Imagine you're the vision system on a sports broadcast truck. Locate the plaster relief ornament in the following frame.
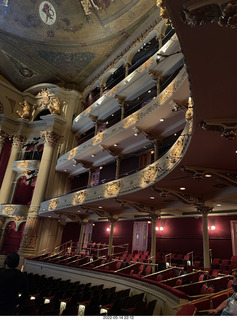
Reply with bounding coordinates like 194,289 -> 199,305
16,100 -> 31,120
39,1 -> 56,25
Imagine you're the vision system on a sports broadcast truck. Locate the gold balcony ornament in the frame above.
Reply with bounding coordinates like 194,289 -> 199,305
141,165 -> 158,184
72,191 -> 87,205
158,83 -> 175,105
93,132 -> 104,145
169,136 -> 184,163
3,205 -> 16,214
104,181 -> 121,197
139,60 -> 152,72
156,0 -> 172,26
124,114 -> 138,128
48,199 -> 58,211
84,107 -> 91,115
16,100 -> 31,120
17,161 -> 29,168
185,97 -> 193,122
68,148 -> 77,160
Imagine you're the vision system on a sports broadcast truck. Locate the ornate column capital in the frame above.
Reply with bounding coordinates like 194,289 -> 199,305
0,130 -> 8,143
40,130 -> 62,146
196,205 -> 213,216
115,95 -> 127,105
12,134 -> 26,148
148,69 -> 162,82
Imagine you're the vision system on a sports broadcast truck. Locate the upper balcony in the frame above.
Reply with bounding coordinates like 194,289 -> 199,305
71,33 -> 183,136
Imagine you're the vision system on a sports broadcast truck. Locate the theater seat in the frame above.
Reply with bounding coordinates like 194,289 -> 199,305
176,304 -> 197,315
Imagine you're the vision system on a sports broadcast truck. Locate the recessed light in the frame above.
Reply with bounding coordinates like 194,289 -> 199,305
160,118 -> 165,122
100,166 -> 103,170
180,187 -> 186,190
148,90 -> 151,93
205,174 -> 212,178
77,210 -> 81,212
151,150 -> 155,154
64,169 -> 68,172
134,133 -> 138,136
216,204 -> 221,207
113,144 -> 118,147
235,150 -> 237,153
91,154 -> 95,157
150,196 -> 155,199
99,206 -> 102,209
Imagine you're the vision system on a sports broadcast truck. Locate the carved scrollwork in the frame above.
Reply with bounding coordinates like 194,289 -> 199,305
123,114 -> 138,128
67,148 -> 77,160
2,205 -> 16,214
20,216 -> 40,249
93,132 -> 104,145
181,1 -> 237,29
169,136 -> 184,163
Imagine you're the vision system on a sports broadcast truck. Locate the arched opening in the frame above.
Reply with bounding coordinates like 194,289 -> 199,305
12,176 -> 35,205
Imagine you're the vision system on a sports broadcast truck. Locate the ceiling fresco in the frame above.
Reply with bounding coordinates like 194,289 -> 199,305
0,0 -> 158,91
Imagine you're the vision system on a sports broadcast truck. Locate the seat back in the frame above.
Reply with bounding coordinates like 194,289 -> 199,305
176,304 -> 197,315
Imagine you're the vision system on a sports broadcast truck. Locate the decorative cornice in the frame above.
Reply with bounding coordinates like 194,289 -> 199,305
181,1 -> 237,28
200,118 -> 237,140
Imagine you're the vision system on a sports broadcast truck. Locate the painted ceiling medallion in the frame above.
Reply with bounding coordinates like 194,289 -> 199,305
39,1 -> 56,26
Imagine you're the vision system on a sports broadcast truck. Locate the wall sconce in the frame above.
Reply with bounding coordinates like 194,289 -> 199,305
106,227 -> 110,232
208,219 -> 215,231
156,220 -> 165,231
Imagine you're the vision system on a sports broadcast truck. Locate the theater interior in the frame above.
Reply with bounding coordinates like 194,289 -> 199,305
0,0 -> 237,316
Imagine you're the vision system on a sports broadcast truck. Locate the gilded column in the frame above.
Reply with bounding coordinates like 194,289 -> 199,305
198,205 -> 212,269
0,135 -> 25,204
19,130 -> 62,257
78,219 -> 87,254
108,217 -> 117,256
124,62 -> 131,77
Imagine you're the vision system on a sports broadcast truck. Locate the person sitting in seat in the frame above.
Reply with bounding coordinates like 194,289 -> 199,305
208,274 -> 237,315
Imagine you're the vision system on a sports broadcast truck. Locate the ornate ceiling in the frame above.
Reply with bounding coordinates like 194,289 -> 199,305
0,0 -> 157,91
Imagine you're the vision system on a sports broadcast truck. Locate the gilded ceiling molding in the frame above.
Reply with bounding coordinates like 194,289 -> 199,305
181,0 -> 237,28
72,191 -> 87,205
181,165 -> 237,187
104,181 -> 121,197
200,118 -> 237,140
152,186 -> 204,206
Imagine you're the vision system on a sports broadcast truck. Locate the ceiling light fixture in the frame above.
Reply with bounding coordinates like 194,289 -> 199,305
150,196 -> 155,199
160,118 -> 165,122
180,187 -> 186,190
91,154 -> 95,157
113,143 -> 118,147
205,174 -> 212,178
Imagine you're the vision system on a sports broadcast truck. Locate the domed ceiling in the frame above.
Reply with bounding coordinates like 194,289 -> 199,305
0,0 -> 158,91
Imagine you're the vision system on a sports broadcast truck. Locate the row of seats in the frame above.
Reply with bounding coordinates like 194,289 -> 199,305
19,272 -> 156,316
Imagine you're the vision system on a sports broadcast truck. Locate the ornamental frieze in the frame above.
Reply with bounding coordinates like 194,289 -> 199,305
72,191 -> 87,205
48,199 -> 58,211
169,136 -> 184,163
17,161 -> 29,168
158,82 -> 176,105
104,181 -> 121,197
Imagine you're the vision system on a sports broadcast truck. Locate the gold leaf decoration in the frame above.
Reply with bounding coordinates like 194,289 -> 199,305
158,83 -> 175,105
142,165 -> 158,184
72,191 -> 87,205
123,114 -> 138,128
48,199 -> 58,211
93,132 -> 104,145
68,148 -> 77,160
104,181 -> 121,197
170,136 -> 184,163
3,205 -> 16,214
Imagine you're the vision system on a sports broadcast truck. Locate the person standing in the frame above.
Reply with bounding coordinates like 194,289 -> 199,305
0,252 -> 29,315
